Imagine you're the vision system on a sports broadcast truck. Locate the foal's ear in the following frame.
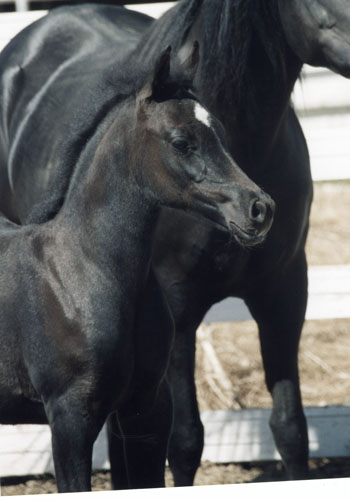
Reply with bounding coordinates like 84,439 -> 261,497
137,46 -> 172,107
181,40 -> 200,82
150,45 -> 172,98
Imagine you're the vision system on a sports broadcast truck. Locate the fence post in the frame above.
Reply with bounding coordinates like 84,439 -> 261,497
15,0 -> 29,11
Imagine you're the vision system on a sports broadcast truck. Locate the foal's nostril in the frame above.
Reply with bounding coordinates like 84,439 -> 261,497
250,199 -> 267,223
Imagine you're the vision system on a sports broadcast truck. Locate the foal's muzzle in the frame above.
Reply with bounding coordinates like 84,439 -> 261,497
229,191 -> 275,247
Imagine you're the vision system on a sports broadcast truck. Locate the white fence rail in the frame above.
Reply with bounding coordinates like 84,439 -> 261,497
2,406 -> 350,477
294,68 -> 350,181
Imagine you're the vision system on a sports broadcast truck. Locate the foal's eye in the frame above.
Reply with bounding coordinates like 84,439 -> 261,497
171,138 -> 190,152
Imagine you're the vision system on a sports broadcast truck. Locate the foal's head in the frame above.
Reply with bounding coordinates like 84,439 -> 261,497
106,45 -> 274,246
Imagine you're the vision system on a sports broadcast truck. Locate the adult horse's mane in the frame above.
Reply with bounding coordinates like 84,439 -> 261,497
199,0 -> 288,102
137,0 -> 291,123
132,0 -> 204,58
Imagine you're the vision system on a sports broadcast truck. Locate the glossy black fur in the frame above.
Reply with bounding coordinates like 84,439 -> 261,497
0,0 -> 349,489
0,23 -> 275,491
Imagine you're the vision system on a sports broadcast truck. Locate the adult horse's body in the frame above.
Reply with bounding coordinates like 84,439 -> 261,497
0,4 -> 150,222
0,0 -> 349,488
0,43 -> 274,492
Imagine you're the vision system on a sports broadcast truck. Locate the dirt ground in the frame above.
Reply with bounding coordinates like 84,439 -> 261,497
1,181 -> 349,495
306,182 -> 350,266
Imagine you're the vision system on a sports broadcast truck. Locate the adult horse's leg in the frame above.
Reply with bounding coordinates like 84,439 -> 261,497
108,380 -> 173,489
167,324 -> 204,486
45,396 -> 103,492
246,252 -> 309,479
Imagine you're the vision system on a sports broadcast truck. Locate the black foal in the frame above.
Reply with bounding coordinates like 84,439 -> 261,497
0,47 -> 274,492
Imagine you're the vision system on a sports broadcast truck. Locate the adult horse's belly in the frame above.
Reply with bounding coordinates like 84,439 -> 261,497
0,4 -> 152,222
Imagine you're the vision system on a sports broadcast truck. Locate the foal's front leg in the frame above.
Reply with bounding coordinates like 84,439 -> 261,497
45,394 -> 104,492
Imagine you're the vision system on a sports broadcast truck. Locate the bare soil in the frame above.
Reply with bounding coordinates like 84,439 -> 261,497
306,182 -> 350,266
196,318 -> 350,411
1,182 -> 349,495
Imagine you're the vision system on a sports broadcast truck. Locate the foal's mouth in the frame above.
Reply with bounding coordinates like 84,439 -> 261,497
229,221 -> 267,247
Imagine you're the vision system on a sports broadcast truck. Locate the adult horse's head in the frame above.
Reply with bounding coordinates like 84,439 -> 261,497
278,0 -> 350,77
133,45 -> 275,246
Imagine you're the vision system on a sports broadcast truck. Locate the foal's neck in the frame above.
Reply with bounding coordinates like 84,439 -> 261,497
57,110 -> 158,283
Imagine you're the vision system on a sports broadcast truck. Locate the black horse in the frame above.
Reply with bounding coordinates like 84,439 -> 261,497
0,44 -> 274,492
0,0 -> 349,488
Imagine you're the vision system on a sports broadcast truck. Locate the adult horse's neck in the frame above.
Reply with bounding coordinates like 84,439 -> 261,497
191,0 -> 303,170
